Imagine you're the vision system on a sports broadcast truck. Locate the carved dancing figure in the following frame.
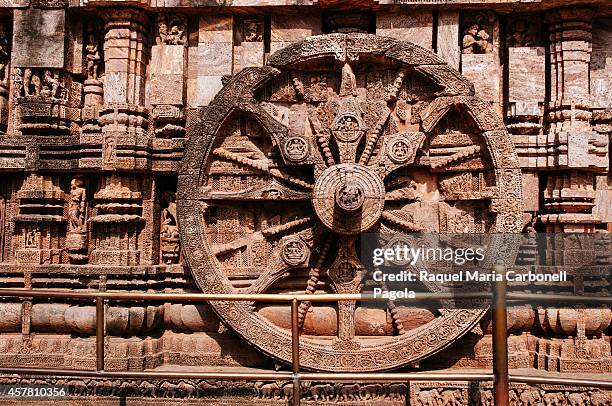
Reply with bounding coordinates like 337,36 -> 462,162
69,178 -> 87,233
85,24 -> 101,80
23,68 -> 32,96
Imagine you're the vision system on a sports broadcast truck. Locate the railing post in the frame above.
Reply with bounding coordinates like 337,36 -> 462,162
492,264 -> 509,406
96,296 -> 105,372
291,298 -> 300,406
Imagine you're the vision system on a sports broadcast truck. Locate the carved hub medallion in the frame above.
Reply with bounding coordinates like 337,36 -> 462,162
178,34 -> 522,372
313,164 -> 385,234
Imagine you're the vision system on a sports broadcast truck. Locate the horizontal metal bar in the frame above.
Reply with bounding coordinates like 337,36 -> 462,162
0,368 -> 293,381
509,374 -> 612,389
507,293 -> 612,304
0,288 -> 490,302
298,372 -> 494,382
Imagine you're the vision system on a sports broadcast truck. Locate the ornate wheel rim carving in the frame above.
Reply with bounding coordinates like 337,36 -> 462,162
178,34 -> 522,371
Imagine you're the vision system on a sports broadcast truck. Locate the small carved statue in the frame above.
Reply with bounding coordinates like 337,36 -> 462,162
41,70 -> 62,99
508,18 -> 538,47
0,22 -> 10,85
462,23 -> 493,54
156,16 -> 186,46
243,19 -> 263,42
12,68 -> 23,98
161,192 -> 179,239
23,68 -> 33,96
160,191 -> 180,264
25,228 -> 38,248
85,23 -> 101,80
68,177 -> 87,233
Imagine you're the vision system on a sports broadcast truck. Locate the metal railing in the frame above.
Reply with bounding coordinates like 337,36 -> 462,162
0,266 -> 611,406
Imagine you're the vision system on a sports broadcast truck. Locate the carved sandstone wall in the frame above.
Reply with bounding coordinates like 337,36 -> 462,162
0,0 -> 610,404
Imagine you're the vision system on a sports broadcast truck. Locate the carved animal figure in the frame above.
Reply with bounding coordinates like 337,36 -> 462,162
519,388 -> 543,405
338,383 -> 359,401
309,383 -> 335,401
358,383 -> 382,400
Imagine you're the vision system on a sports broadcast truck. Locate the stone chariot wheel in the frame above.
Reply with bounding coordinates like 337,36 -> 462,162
178,34 -> 522,371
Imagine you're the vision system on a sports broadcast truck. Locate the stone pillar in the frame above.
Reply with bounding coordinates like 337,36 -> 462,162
99,7 -> 150,161
545,8 -> 593,135
187,15 -> 232,107
542,8 -> 608,232
82,20 -> 104,134
505,14 -> 546,216
377,10 -> 433,50
150,14 -> 187,138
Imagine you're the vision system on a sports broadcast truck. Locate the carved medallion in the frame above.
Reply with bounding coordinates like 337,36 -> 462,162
178,33 -> 522,372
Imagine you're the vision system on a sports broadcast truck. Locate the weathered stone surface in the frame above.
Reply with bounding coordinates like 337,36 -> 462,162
12,9 -> 65,68
376,10 -> 433,49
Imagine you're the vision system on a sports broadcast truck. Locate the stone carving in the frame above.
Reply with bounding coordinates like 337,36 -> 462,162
242,19 -> 263,42
16,69 -> 65,99
85,22 -> 102,81
507,15 -> 540,47
161,191 -> 180,265
156,15 -> 187,46
178,33 -> 522,372
462,23 -> 493,54
0,4 -> 608,400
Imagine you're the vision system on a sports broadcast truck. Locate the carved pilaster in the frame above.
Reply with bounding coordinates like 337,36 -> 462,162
11,174 -> 66,265
89,174 -> 143,266
545,8 -> 593,134
99,8 -> 150,141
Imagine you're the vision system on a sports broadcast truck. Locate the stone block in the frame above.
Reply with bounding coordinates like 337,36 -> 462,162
150,74 -> 184,106
187,76 -> 223,107
199,15 -> 232,43
590,18 -> 612,108
104,72 -> 128,104
192,43 -> 233,76
436,10 -> 460,69
151,46 -> 186,75
521,171 -> 539,212
271,13 -> 321,43
234,41 -> 264,72
461,53 -> 499,103
508,47 -> 545,105
377,10 -> 433,49
13,9 -> 65,68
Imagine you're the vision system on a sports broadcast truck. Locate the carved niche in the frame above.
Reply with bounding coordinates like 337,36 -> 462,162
177,34 -> 522,372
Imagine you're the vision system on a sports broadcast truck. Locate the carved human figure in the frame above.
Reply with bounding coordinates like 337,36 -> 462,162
508,18 -> 537,47
12,68 -> 22,97
156,16 -> 186,45
23,69 -> 32,96
85,23 -> 101,80
462,23 -> 492,54
25,228 -> 38,248
161,192 -> 178,238
68,178 -> 87,233
157,18 -> 169,45
244,19 -> 262,42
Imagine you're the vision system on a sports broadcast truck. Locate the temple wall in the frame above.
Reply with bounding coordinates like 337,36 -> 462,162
0,0 -> 609,403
